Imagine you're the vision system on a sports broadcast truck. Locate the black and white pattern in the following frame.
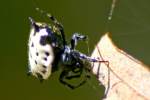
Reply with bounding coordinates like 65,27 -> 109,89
27,9 -> 108,89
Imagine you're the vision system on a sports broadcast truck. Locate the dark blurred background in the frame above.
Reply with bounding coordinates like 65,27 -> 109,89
0,0 -> 150,100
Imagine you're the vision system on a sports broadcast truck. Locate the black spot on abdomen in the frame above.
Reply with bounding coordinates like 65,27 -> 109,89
31,42 -> 34,47
35,60 -> 37,64
46,27 -> 52,35
41,70 -> 47,74
33,24 -> 40,35
45,52 -> 50,56
42,65 -> 47,68
39,35 -> 51,45
43,57 -> 47,61
36,52 -> 39,56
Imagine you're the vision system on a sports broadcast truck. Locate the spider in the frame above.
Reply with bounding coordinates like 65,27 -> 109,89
27,8 -> 108,89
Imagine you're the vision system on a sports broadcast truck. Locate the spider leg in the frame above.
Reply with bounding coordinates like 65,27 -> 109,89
74,48 -> 110,97
65,62 -> 83,80
47,14 -> 66,47
59,70 -> 76,89
35,8 -> 66,47
71,33 -> 87,50
59,69 -> 85,89
59,63 -> 90,89
46,13 -> 66,47
65,69 -> 82,80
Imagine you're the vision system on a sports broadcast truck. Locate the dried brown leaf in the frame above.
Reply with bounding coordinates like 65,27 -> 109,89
91,33 -> 150,100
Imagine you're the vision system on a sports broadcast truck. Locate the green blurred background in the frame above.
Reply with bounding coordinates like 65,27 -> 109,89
0,0 -> 150,100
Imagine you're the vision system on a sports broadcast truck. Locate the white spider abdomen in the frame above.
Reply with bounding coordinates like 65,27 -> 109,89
28,24 -> 54,80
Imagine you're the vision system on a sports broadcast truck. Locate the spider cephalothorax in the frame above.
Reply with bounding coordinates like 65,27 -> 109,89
27,9 -> 106,89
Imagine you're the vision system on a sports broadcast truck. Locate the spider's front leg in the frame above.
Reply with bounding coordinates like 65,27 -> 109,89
46,13 -> 66,47
35,8 -> 66,47
71,33 -> 87,50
